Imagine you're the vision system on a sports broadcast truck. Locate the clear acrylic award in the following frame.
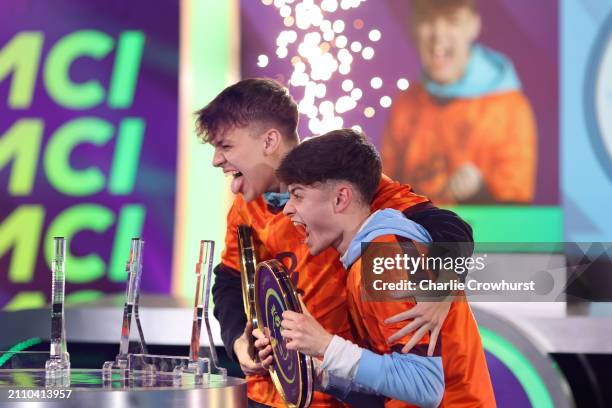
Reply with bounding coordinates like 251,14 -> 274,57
172,240 -> 227,384
45,237 -> 71,387
102,238 -> 147,380
199,240 -> 227,382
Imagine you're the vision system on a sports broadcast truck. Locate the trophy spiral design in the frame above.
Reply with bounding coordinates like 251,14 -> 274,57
254,260 -> 313,408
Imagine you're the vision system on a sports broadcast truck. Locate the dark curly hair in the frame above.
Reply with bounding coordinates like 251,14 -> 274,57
195,78 -> 299,144
277,129 -> 382,204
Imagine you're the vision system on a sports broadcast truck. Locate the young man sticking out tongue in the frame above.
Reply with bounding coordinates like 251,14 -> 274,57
196,78 -> 475,408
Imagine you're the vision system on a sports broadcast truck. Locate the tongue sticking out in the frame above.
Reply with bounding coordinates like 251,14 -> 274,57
231,174 -> 244,194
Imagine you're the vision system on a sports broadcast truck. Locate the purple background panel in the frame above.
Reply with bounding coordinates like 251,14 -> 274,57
485,350 -> 532,407
0,0 -> 179,306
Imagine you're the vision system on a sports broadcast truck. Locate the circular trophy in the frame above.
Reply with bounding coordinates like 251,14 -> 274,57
254,260 -> 313,408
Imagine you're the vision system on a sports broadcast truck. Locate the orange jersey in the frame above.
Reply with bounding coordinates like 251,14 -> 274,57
381,83 -> 537,204
221,175 -> 429,408
347,235 -> 496,408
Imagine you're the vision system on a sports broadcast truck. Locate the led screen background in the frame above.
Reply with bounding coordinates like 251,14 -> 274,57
0,0 -> 179,309
240,0 -> 561,242
2,0 -> 612,311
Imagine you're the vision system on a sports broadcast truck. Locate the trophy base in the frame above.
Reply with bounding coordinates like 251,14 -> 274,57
172,358 -> 210,385
102,358 -> 128,382
210,366 -> 228,383
173,363 -> 227,386
125,354 -> 226,385
45,354 -> 71,387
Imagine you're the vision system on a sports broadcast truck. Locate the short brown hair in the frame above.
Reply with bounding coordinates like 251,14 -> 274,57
277,129 -> 381,204
411,0 -> 477,21
195,78 -> 299,144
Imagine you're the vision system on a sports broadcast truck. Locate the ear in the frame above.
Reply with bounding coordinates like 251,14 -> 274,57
332,184 -> 352,213
262,128 -> 282,156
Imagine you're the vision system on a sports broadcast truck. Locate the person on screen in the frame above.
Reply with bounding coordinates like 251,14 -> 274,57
381,0 -> 537,204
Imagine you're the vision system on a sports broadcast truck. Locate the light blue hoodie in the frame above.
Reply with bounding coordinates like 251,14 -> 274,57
324,209 -> 443,407
263,191 -> 290,208
424,44 -> 521,99
341,208 -> 433,269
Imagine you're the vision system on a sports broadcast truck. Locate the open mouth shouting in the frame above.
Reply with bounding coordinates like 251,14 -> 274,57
292,220 -> 310,245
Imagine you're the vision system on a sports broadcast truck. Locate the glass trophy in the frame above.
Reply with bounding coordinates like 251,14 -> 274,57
127,352 -> 191,387
173,240 -> 227,384
198,241 -> 227,381
103,239 -> 228,385
45,237 -> 71,387
200,240 -> 227,381
102,238 -> 147,380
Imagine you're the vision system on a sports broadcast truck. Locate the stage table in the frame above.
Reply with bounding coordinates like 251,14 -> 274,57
0,368 -> 246,407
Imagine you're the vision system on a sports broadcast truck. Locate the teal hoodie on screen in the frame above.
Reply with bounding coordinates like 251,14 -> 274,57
424,44 -> 522,99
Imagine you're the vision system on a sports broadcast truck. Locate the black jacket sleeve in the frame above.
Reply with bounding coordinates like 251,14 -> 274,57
403,203 -> 474,256
404,203 -> 474,283
211,263 -> 246,362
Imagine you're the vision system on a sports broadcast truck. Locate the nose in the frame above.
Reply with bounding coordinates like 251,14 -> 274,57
212,147 -> 225,167
431,18 -> 447,39
283,198 -> 296,217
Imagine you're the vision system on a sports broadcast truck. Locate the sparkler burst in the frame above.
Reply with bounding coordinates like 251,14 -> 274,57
257,0 -> 409,135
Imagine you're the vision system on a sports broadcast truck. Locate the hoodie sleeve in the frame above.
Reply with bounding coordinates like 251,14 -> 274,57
405,205 -> 474,284
212,198 -> 247,361
211,263 -> 246,361
320,335 -> 445,408
355,350 -> 444,408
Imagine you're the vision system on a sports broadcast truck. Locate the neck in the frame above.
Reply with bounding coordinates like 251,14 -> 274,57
266,177 -> 281,193
267,141 -> 297,193
264,175 -> 289,194
334,206 -> 371,255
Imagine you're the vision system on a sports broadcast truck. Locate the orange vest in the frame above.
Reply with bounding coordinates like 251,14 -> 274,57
381,84 -> 536,204
221,175 -> 429,407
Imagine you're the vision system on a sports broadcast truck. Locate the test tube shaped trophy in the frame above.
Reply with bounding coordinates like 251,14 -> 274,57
175,240 -> 227,382
200,240 -> 227,381
45,237 -> 71,383
173,240 -> 213,379
102,238 -> 147,379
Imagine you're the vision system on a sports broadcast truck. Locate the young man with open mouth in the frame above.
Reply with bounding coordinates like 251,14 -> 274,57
256,129 -> 495,407
196,78 -> 474,408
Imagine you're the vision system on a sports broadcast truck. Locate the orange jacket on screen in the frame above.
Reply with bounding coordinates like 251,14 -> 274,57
381,83 -> 537,204
221,175 -> 429,408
